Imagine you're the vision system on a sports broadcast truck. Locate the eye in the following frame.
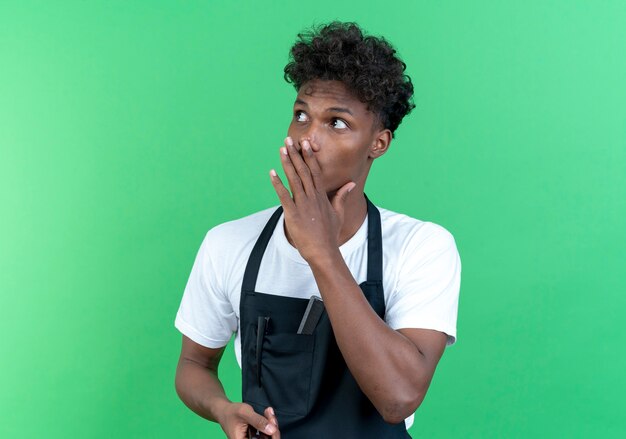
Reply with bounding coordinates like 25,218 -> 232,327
331,118 -> 348,129
294,110 -> 308,122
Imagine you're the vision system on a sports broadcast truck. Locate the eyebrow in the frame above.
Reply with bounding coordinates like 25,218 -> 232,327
295,99 -> 354,116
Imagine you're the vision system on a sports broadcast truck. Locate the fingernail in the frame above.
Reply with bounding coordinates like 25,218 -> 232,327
270,169 -> 277,177
281,147 -> 287,155
302,142 -> 311,152
269,407 -> 275,416
266,424 -> 276,434
348,183 -> 355,192
286,137 -> 293,146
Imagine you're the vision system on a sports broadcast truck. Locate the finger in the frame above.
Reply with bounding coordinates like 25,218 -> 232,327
331,181 -> 357,215
300,139 -> 323,191
264,407 -> 278,427
285,137 -> 316,196
240,404 -> 277,436
264,407 -> 281,439
269,169 -> 295,213
279,146 -> 305,199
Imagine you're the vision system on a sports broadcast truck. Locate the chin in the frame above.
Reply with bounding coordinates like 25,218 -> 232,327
319,172 -> 354,195
323,181 -> 348,196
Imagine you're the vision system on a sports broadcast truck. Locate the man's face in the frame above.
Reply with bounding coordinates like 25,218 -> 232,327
287,79 -> 389,194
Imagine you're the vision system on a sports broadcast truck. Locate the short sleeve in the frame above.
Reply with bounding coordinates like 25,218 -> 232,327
174,230 -> 237,348
385,223 -> 461,346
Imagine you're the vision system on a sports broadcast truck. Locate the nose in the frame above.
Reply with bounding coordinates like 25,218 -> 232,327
297,129 -> 319,152
297,137 -> 310,151
289,120 -> 321,152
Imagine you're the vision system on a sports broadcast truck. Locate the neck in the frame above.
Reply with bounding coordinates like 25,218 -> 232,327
337,189 -> 368,246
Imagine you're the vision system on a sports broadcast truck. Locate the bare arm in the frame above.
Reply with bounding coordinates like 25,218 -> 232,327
270,137 -> 449,423
175,335 -> 279,438
309,253 -> 447,423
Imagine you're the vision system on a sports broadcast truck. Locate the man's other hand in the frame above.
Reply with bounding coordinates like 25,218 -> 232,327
218,403 -> 280,439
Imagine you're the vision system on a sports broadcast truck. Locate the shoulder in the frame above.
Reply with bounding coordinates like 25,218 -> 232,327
377,206 -> 458,257
205,206 -> 279,241
200,206 -> 281,259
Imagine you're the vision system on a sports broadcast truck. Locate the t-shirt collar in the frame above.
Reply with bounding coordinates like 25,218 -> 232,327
273,211 -> 369,264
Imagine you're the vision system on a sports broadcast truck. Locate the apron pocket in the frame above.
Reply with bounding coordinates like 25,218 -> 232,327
244,329 -> 315,417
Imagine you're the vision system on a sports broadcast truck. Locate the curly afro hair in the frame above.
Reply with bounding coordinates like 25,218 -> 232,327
284,21 -> 415,138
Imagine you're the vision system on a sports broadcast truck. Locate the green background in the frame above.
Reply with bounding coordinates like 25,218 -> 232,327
1,1 -> 625,437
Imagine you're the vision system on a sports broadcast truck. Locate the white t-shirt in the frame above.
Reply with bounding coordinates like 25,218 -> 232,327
175,204 -> 461,429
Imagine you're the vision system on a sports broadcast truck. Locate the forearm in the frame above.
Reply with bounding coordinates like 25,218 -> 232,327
175,358 -> 231,424
309,250 -> 431,422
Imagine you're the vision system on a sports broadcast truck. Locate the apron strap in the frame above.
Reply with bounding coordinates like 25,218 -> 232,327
241,206 -> 283,292
241,195 -> 383,290
365,194 -> 383,283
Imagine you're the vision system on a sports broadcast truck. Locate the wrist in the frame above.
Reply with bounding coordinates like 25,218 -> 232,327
306,247 -> 344,271
211,397 -> 233,426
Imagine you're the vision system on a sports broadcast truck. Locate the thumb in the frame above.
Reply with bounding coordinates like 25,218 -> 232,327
240,404 -> 277,436
331,181 -> 356,213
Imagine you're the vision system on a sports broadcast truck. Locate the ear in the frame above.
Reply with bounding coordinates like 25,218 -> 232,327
368,129 -> 392,159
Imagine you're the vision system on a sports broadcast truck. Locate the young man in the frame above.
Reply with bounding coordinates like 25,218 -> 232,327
174,22 -> 461,438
